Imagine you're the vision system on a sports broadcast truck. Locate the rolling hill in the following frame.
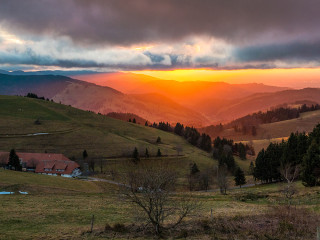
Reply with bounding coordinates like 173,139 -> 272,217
0,95 -> 213,171
202,109 -> 320,156
204,88 -> 320,122
74,72 -> 289,121
0,73 -> 209,126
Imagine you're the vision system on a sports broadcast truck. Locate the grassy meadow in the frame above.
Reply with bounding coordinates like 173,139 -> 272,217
0,95 -> 215,175
1,95 -> 319,239
0,169 -> 319,239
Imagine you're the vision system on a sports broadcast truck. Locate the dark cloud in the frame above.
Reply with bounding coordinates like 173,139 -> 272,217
0,0 -> 320,46
234,40 -> 320,62
0,48 -> 179,70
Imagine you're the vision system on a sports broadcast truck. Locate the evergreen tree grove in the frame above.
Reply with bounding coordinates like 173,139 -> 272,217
301,140 -> 320,186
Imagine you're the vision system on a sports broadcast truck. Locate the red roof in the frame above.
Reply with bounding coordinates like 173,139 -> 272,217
0,152 -> 80,175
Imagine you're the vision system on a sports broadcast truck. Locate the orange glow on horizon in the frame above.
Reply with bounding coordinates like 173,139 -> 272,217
131,68 -> 320,88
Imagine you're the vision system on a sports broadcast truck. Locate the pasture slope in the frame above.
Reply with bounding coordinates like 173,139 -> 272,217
207,110 -> 320,156
0,95 -> 214,172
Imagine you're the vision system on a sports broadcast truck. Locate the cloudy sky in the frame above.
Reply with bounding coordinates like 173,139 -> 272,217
0,0 -> 320,73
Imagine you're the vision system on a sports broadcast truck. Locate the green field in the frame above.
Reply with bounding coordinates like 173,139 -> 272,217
1,95 -> 319,239
0,169 -> 319,239
0,95 -> 215,175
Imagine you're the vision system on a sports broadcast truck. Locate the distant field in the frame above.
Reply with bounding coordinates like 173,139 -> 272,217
216,110 -> 320,142
212,110 -> 320,155
0,169 -> 319,239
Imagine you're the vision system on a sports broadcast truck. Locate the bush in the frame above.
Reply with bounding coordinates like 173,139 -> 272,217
113,223 -> 127,233
235,193 -> 268,202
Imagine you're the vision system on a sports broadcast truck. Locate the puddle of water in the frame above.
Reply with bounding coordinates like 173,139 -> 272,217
0,192 -> 14,195
19,191 -> 28,194
0,191 -> 29,195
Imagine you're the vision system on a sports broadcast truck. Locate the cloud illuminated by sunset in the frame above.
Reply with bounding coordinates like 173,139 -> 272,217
0,0 -> 319,89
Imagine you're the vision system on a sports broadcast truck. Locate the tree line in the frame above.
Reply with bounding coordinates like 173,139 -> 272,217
25,92 -> 50,101
253,124 -> 320,186
202,104 -> 320,137
147,122 -> 212,152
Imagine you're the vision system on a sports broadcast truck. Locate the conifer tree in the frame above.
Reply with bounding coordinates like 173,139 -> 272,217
238,142 -> 247,160
156,148 -> 162,157
234,167 -> 246,187
145,148 -> 149,158
83,150 -> 88,160
133,118 -> 136,123
132,147 -> 140,163
190,163 -> 200,175
249,161 -> 255,176
301,140 -> 320,186
8,149 -> 22,171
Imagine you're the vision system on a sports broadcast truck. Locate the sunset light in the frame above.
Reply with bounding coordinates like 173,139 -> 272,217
1,1 -> 320,238
132,68 -> 320,88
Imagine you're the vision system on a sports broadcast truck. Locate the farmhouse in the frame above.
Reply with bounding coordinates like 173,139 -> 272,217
0,152 -> 81,178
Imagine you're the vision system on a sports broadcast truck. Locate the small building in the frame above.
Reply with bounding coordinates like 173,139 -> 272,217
0,152 -> 81,178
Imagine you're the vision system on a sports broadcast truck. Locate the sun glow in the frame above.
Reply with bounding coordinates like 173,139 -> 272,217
131,68 -> 320,88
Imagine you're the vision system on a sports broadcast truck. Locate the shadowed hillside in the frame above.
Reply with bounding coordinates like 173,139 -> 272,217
213,88 -> 320,122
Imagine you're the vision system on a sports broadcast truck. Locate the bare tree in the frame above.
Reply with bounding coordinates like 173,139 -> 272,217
121,162 -> 198,235
199,169 -> 213,191
280,163 -> 300,204
217,164 -> 228,195
88,158 -> 96,172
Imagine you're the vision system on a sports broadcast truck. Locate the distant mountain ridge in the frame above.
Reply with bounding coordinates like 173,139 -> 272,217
2,72 -> 320,127
212,88 -> 320,122
73,72 -> 290,120
0,73 -> 208,126
0,69 -> 100,76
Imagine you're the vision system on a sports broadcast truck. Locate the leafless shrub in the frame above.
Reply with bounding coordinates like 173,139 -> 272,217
120,162 -> 199,235
279,163 -> 300,204
216,164 -> 228,195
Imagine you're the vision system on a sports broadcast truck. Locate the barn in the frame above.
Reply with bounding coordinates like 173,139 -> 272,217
0,152 -> 81,178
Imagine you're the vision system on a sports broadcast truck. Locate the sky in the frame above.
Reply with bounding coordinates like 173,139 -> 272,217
0,0 -> 320,86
